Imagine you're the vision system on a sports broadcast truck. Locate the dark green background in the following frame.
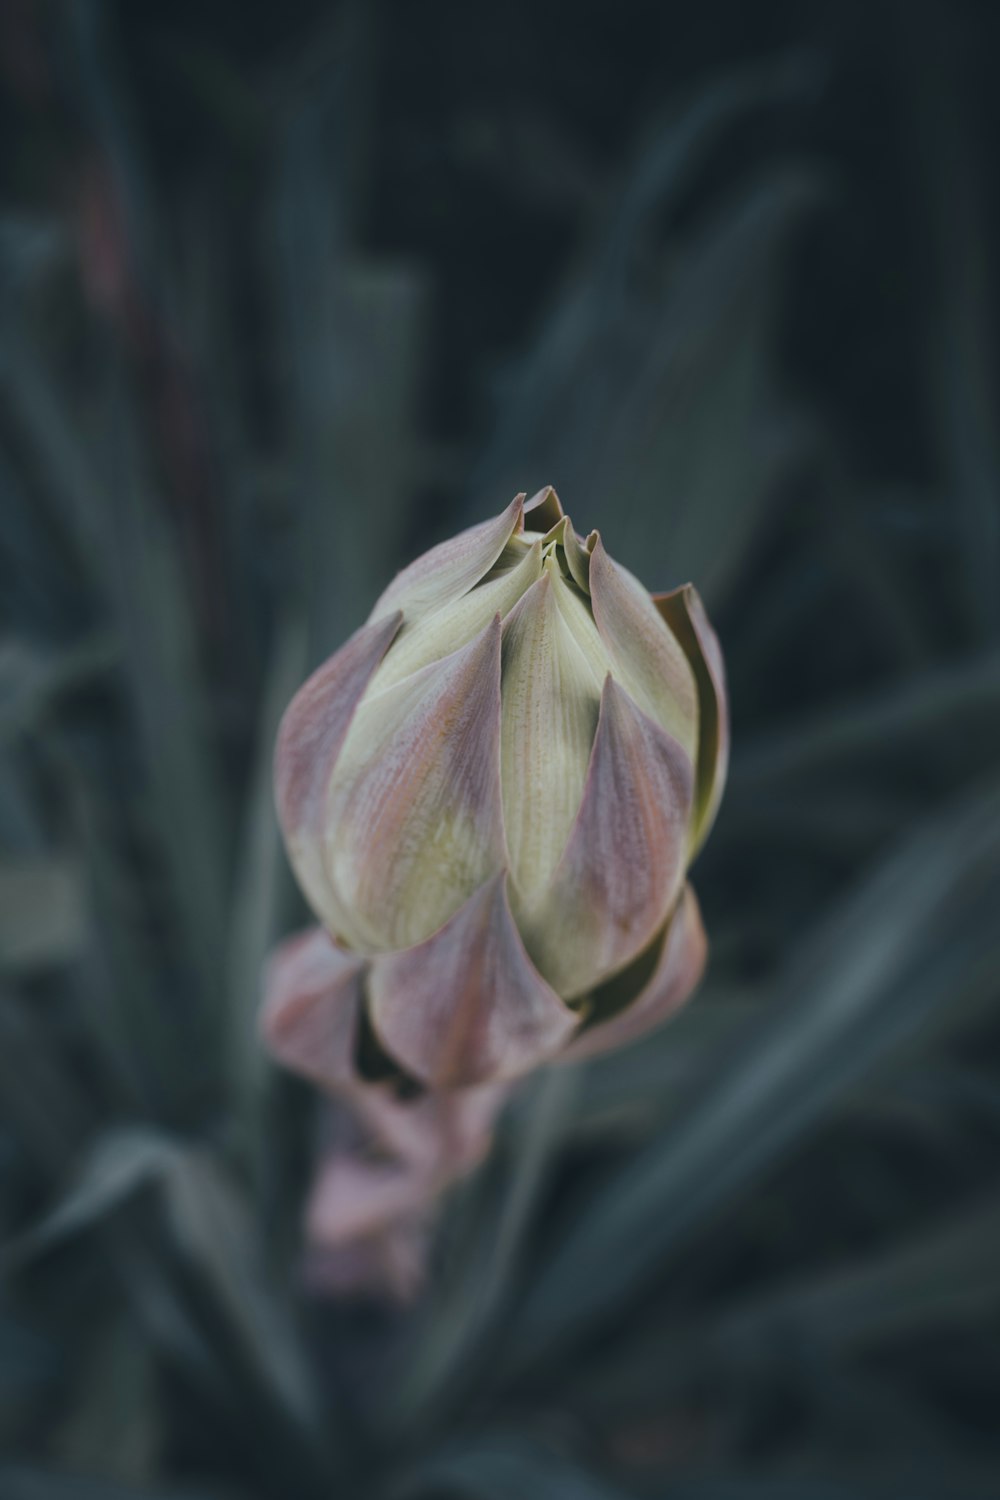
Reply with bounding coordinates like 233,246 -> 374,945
2,2 -> 999,1496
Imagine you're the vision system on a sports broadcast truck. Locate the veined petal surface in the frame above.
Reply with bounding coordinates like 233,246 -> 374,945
324,616 -> 506,953
369,872 -> 577,1087
368,494 -> 524,623
590,537 -> 699,762
371,538 -> 542,692
500,567 -> 604,901
520,675 -> 694,1000
274,613 -> 402,927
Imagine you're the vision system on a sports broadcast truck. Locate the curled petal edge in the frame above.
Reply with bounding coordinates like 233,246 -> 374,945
560,884 -> 707,1063
274,612 -> 402,926
653,584 -> 729,855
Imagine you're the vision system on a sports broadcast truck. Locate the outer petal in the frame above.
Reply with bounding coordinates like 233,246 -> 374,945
325,616 -> 506,953
259,926 -> 367,1090
654,584 -> 730,854
589,537 -> 699,763
500,569 -> 604,899
559,885 -> 707,1062
368,494 -> 524,623
368,872 -> 577,1088
370,538 -> 542,693
520,675 -> 694,1001
274,612 -> 402,927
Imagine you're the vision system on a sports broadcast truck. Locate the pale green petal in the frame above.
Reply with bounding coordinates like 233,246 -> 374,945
589,537 -> 699,763
368,493 -> 524,624
324,618 -> 505,954
370,539 -> 543,693
500,564 -> 604,902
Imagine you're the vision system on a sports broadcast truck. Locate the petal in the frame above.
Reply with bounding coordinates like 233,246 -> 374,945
500,568 -> 604,898
559,885 -> 707,1062
368,494 -> 524,623
259,926 -> 367,1089
368,872 -> 577,1087
589,537 -> 699,763
520,675 -> 694,1000
370,538 -> 542,693
523,484 -> 564,532
325,616 -> 506,953
351,1083 -> 509,1176
562,521 -> 597,595
306,1153 -> 434,1246
274,612 -> 402,927
654,585 -> 730,854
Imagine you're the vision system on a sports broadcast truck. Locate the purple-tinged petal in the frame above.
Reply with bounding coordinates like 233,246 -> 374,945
259,926 -> 367,1090
654,585 -> 730,855
559,885 -> 707,1062
368,494 -> 525,623
521,676 -> 694,1000
325,616 -> 506,953
368,872 -> 577,1088
274,612 -> 402,928
370,538 -> 542,693
523,484 -> 564,532
589,537 -> 698,762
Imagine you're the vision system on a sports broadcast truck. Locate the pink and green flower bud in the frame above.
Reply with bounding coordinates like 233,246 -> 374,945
266,488 -> 728,1090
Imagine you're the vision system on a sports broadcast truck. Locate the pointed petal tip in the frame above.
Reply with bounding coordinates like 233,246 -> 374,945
519,673 -> 694,999
523,485 -> 564,532
369,871 -> 577,1089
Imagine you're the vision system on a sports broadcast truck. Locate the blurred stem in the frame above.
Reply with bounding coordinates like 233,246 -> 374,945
387,1062 -> 578,1438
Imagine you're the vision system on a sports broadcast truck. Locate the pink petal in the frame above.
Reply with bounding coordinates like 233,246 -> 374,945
653,584 -> 730,855
589,537 -> 699,762
559,885 -> 707,1062
274,612 -> 402,927
324,614 -> 507,953
368,872 -> 577,1088
306,1153 -> 435,1245
368,494 -> 525,623
521,675 -> 694,1000
259,926 -> 367,1090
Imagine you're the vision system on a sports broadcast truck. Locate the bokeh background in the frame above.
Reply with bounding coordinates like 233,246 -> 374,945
2,1 -> 1000,1496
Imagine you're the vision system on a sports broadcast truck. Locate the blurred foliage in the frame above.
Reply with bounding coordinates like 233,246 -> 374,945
2,0 -> 1000,1496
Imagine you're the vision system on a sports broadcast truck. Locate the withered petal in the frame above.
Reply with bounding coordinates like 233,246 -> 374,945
368,872 -> 577,1088
559,884 -> 707,1062
590,537 -> 699,762
368,493 -> 525,623
259,926 -> 367,1090
274,612 -> 402,926
653,584 -> 730,855
521,675 -> 694,1000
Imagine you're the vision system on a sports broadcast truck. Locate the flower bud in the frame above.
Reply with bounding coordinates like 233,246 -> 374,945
267,488 -> 727,1089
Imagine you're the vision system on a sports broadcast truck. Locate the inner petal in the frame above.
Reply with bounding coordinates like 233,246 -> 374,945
500,564 -> 604,901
